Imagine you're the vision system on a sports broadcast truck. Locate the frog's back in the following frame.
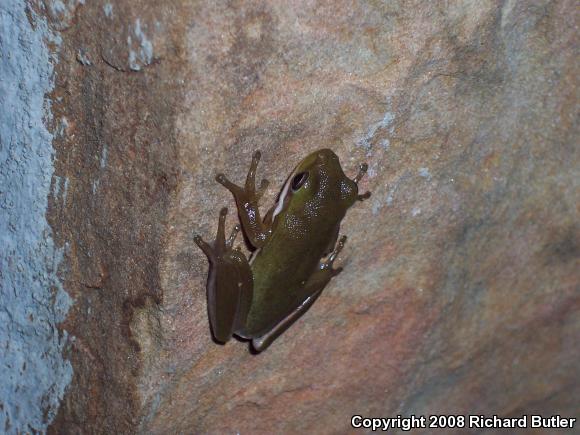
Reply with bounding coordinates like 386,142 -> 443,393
238,148 -> 361,339
241,220 -> 335,338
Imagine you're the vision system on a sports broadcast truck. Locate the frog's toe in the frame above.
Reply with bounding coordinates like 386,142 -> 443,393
332,235 -> 347,257
323,235 -> 347,270
215,173 -> 227,184
353,162 -> 368,184
244,151 -> 263,192
216,173 -> 243,196
226,224 -> 241,249
358,191 -> 371,201
194,235 -> 214,258
256,178 -> 270,199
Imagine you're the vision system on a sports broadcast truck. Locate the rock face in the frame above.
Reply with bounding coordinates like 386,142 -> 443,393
1,2 -> 73,432
3,0 -> 577,433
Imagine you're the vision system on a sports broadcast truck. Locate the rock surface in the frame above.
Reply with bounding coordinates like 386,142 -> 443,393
36,0 -> 580,433
1,2 -> 73,432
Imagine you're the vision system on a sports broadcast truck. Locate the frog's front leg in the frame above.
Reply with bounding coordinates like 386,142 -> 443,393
354,163 -> 371,201
194,208 -> 253,343
252,236 -> 348,352
216,151 -> 271,248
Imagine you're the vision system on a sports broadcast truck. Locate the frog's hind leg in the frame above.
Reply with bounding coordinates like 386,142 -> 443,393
251,236 -> 347,352
195,208 -> 253,343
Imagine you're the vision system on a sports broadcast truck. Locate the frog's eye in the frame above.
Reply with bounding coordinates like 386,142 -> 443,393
291,172 -> 309,191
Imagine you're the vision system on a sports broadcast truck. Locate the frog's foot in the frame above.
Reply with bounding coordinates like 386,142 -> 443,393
194,208 -> 253,343
320,235 -> 347,277
194,207 -> 239,259
215,152 -> 270,202
216,151 -> 271,248
353,162 -> 371,201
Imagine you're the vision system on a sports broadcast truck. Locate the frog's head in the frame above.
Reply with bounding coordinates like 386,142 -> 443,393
272,149 -> 364,221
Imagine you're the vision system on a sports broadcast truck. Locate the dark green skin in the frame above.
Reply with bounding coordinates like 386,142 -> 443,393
243,150 -> 358,337
194,149 -> 369,351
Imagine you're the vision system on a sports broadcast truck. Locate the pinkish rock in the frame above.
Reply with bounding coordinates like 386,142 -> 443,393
21,0 -> 577,433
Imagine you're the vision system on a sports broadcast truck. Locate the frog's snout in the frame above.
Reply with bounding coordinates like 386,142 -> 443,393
316,148 -> 338,164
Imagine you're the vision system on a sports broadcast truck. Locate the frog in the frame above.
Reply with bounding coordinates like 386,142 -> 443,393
194,149 -> 370,352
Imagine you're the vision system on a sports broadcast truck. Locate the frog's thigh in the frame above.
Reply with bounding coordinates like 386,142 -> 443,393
208,258 -> 253,343
251,267 -> 335,352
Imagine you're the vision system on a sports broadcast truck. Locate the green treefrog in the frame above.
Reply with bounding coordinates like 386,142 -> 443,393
194,149 -> 370,352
